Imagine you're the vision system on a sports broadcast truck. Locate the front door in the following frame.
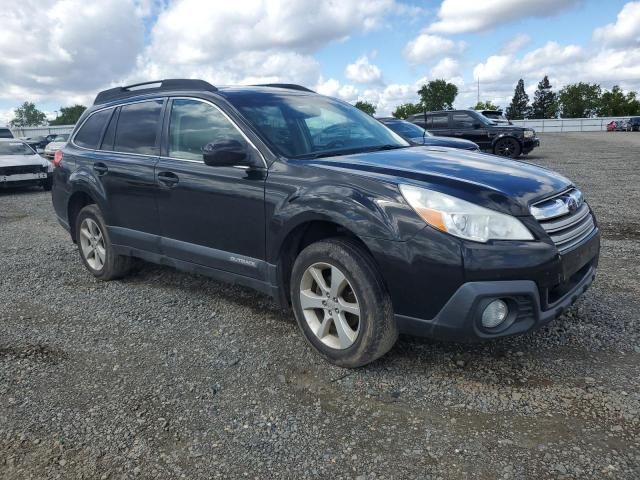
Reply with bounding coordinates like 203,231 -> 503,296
450,112 -> 490,149
155,98 -> 267,279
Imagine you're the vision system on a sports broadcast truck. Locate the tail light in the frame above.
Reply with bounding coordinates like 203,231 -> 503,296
53,150 -> 63,168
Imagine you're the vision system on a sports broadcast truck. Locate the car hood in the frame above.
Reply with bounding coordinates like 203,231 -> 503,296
411,136 -> 478,150
306,147 -> 572,216
0,154 -> 48,168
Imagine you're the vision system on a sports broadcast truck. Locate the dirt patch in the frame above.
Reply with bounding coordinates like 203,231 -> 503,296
0,344 -> 67,364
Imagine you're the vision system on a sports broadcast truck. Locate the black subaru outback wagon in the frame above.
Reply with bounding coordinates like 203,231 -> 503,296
52,79 -> 599,367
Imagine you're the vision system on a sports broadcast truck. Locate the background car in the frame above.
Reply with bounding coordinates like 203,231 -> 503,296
43,133 -> 70,160
408,109 -> 539,158
478,110 -> 512,125
615,119 -> 630,131
0,138 -> 53,190
22,135 -> 49,151
0,127 -> 14,138
627,117 -> 640,131
378,117 -> 479,151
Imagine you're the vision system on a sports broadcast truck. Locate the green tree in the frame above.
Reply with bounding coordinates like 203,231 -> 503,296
9,102 -> 47,127
50,104 -> 87,125
392,103 -> 422,119
354,100 -> 376,116
471,100 -> 499,111
559,82 -> 602,118
418,79 -> 458,111
599,86 -> 640,116
531,76 -> 558,119
505,79 -> 531,120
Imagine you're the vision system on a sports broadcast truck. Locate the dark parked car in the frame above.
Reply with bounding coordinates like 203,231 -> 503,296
51,79 -> 599,367
0,127 -> 14,138
628,117 -> 640,131
408,109 -> 539,157
377,118 -> 479,151
22,135 -> 49,151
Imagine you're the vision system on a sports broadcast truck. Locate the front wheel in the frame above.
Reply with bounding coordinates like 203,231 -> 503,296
493,137 -> 522,158
290,238 -> 398,368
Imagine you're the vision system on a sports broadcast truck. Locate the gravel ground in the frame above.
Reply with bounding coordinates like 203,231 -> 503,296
1,132 -> 639,479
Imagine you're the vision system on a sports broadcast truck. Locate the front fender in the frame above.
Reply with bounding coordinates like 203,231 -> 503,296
265,164 -> 427,262
491,133 -> 523,149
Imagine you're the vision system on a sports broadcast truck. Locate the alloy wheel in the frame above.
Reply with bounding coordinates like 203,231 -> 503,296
79,218 -> 106,271
299,262 -> 360,349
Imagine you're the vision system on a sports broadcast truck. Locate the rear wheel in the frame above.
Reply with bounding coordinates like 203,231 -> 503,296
493,137 -> 521,158
290,238 -> 398,368
42,177 -> 53,191
75,204 -> 132,280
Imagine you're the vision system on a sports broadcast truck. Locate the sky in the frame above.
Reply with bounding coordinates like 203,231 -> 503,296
1,0 -> 639,125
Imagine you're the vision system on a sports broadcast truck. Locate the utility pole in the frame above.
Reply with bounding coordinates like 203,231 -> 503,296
477,77 -> 480,105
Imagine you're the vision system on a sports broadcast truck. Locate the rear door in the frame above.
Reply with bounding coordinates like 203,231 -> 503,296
154,97 -> 267,278
85,99 -> 165,252
426,112 -> 451,137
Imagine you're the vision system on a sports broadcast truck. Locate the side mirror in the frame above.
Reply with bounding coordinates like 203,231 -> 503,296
203,139 -> 248,167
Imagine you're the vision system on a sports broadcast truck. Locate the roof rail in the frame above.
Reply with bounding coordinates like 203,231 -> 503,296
93,79 -> 218,105
254,83 -> 315,93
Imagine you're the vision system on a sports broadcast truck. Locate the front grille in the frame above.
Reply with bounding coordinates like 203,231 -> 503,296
532,189 -> 596,254
0,165 -> 45,176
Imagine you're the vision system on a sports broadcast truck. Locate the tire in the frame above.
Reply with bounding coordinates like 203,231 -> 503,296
290,238 -> 398,368
42,177 -> 53,191
493,137 -> 522,158
75,204 -> 132,281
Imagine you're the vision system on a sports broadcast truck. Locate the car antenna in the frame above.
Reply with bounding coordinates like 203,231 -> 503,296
423,107 -> 427,142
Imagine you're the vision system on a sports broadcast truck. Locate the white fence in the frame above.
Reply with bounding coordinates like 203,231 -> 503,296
511,116 -> 632,132
10,125 -> 75,138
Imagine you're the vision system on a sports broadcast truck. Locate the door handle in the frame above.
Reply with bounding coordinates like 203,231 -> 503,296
157,171 -> 179,187
93,162 -> 108,175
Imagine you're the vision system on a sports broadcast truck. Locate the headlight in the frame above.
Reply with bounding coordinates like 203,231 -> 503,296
524,129 -> 535,138
399,185 -> 534,243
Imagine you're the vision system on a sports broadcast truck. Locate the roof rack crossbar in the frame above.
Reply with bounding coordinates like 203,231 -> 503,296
93,79 -> 218,105
254,83 -> 315,93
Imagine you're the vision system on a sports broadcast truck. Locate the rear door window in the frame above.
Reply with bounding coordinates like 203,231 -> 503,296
114,100 -> 163,155
74,109 -> 112,149
430,113 -> 449,129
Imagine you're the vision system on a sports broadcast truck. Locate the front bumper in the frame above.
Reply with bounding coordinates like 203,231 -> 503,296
522,136 -> 540,153
0,171 -> 50,187
389,226 -> 599,342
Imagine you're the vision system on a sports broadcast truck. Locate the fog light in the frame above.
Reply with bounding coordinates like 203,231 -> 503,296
481,299 -> 509,329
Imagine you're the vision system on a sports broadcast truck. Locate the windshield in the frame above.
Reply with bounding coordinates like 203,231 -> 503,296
0,142 -> 34,155
51,134 -> 69,142
228,93 -> 409,159
386,121 -> 431,138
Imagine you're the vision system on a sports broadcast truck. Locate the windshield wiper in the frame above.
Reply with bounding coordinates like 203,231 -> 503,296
361,144 -> 408,152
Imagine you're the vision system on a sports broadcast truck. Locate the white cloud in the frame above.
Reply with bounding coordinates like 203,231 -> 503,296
501,33 -> 531,55
426,0 -> 580,34
473,41 -> 583,83
0,0 -> 146,103
429,57 -> 461,80
403,34 -> 465,64
345,55 -> 383,84
593,1 -> 640,47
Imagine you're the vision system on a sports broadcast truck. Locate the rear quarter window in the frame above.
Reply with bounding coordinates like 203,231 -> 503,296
74,109 -> 112,149
0,128 -> 13,138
